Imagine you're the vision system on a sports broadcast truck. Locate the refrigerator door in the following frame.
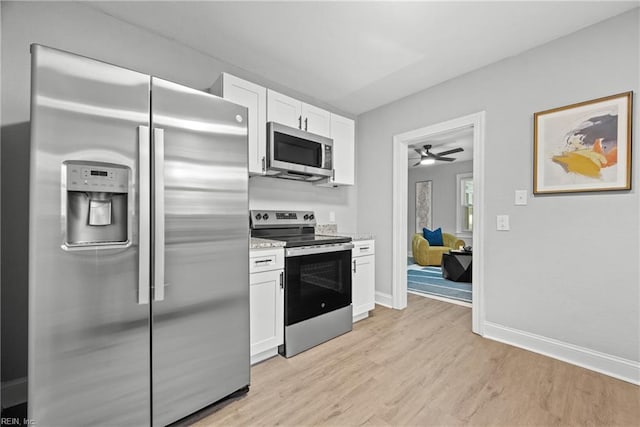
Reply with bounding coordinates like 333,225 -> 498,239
28,45 -> 151,425
150,77 -> 250,426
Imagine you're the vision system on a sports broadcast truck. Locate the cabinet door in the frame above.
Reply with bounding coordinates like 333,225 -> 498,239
267,89 -> 302,129
352,255 -> 375,320
250,269 -> 284,357
301,102 -> 331,138
329,113 -> 355,185
221,74 -> 267,175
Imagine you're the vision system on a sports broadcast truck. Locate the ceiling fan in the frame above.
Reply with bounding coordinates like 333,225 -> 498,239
411,144 -> 464,166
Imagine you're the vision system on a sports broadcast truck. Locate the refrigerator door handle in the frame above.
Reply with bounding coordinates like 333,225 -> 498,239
153,127 -> 166,302
137,126 -> 151,305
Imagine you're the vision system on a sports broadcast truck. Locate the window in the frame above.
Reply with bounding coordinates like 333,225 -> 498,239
456,173 -> 473,235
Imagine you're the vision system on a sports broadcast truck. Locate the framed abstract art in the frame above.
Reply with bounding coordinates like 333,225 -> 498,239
533,91 -> 632,194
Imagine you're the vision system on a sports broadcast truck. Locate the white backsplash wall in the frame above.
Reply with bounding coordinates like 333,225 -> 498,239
249,176 -> 357,233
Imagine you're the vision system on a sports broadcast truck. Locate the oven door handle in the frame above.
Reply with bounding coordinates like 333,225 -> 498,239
285,243 -> 354,257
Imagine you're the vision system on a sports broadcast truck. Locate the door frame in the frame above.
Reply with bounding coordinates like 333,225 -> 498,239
391,111 -> 486,335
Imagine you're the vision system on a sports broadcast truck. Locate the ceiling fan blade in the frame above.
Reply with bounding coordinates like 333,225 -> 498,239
437,157 -> 456,162
414,148 -> 425,155
412,160 -> 422,167
435,147 -> 464,156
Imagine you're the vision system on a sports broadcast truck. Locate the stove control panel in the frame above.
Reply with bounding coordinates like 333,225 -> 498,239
250,210 -> 316,228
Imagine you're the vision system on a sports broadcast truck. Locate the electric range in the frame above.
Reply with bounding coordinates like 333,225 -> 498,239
250,210 -> 353,357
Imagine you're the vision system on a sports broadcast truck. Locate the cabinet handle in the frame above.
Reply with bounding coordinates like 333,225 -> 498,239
359,247 -> 370,251
332,169 -> 335,181
261,156 -> 266,172
304,117 -> 308,131
352,259 -> 357,273
254,259 -> 273,264
298,115 -> 302,129
279,271 -> 284,289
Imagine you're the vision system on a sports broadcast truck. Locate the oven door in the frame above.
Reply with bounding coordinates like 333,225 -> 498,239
285,246 -> 352,326
267,122 -> 333,177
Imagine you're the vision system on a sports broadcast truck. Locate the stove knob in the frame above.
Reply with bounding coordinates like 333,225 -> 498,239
255,213 -> 262,220
303,214 -> 309,220
309,214 -> 315,220
263,213 -> 269,220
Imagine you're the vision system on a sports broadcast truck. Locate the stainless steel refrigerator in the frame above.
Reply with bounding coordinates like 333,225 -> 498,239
28,44 -> 250,426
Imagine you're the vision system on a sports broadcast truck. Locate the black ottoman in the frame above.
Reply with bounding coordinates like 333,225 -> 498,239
441,250 -> 472,282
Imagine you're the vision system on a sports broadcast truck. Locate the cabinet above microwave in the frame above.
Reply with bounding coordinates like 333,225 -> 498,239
267,89 -> 331,138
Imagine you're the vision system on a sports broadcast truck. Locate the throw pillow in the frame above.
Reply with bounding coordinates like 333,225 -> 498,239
423,227 -> 443,246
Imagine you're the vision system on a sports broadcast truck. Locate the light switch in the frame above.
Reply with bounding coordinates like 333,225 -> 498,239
496,215 -> 510,231
329,211 -> 336,223
515,190 -> 528,205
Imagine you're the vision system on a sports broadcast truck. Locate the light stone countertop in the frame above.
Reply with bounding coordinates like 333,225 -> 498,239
335,232 -> 375,242
315,224 -> 375,242
250,237 -> 286,250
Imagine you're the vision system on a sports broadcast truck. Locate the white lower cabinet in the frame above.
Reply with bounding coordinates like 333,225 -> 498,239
352,240 -> 375,322
249,247 -> 284,364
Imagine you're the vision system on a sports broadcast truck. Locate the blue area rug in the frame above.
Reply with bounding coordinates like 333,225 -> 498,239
407,262 -> 472,304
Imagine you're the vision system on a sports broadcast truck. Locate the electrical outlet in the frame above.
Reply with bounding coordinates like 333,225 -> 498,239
497,215 -> 510,231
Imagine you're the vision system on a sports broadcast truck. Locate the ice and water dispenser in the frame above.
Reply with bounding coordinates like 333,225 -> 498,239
63,161 -> 131,249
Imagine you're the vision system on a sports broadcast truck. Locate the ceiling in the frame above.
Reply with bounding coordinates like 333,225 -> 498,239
86,1 -> 638,116
408,127 -> 473,168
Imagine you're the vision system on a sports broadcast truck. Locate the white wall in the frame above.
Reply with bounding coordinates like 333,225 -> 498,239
357,9 -> 639,369
408,160 -> 472,249
0,0 -> 357,387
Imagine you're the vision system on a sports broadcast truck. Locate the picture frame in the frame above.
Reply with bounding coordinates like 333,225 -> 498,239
415,180 -> 432,232
533,91 -> 632,194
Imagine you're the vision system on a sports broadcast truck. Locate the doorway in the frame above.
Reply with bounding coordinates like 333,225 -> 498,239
407,128 -> 473,307
391,112 -> 486,335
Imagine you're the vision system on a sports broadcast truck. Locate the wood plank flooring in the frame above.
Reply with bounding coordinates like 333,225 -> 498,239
193,294 -> 639,426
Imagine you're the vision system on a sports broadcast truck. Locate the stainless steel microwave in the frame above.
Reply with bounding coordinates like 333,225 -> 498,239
267,122 -> 333,181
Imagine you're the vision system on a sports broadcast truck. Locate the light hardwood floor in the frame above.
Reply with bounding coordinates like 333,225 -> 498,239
193,294 -> 639,426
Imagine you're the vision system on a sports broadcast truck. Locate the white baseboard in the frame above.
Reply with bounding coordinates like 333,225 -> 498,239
484,321 -> 640,385
352,311 -> 369,323
375,291 -> 393,308
251,348 -> 279,365
1,377 -> 27,409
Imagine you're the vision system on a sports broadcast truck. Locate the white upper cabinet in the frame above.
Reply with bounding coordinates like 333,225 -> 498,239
211,73 -> 267,175
330,113 -> 355,186
267,89 -> 331,138
316,113 -> 355,187
266,89 -> 301,129
301,103 -> 331,137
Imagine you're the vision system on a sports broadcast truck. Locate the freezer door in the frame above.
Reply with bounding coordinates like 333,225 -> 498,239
28,45 -> 151,425
150,77 -> 250,426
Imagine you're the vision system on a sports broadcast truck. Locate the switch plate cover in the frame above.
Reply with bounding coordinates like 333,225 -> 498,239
515,190 -> 528,205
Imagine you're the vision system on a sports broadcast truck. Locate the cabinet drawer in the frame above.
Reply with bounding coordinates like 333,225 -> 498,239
249,247 -> 284,273
352,240 -> 375,257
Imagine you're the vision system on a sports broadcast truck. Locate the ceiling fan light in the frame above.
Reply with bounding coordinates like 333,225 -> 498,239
420,158 -> 435,165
